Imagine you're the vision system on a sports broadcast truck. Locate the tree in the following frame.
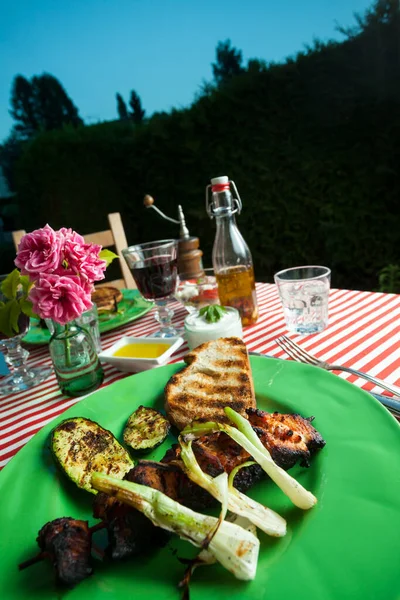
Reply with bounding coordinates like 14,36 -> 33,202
116,93 -> 129,120
9,76 -> 38,139
129,90 -> 145,124
9,73 -> 83,138
247,58 -> 268,74
212,39 -> 244,86
0,133 -> 24,191
336,0 -> 399,37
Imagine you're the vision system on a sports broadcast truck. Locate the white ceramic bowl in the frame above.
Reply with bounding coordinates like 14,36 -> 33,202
98,336 -> 184,372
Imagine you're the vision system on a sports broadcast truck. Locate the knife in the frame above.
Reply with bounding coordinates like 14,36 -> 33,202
249,351 -> 400,417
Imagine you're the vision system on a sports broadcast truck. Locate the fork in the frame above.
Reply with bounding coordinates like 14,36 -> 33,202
275,335 -> 400,418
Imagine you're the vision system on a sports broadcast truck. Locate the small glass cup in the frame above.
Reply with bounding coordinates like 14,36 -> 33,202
0,285 -> 52,395
274,266 -> 331,335
175,268 -> 220,314
0,324 -> 52,395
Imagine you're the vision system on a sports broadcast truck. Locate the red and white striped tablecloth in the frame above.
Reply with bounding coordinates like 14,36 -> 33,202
1,283 -> 400,469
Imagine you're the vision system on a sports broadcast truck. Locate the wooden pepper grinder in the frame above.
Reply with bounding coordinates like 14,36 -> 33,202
143,195 -> 204,280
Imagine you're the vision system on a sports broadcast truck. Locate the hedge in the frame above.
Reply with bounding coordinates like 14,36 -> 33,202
6,9 -> 400,291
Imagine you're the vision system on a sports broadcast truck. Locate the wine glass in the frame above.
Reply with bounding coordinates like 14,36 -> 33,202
122,239 -> 181,338
0,312 -> 52,396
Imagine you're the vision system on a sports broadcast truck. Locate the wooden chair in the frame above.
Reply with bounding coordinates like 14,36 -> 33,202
12,212 -> 136,290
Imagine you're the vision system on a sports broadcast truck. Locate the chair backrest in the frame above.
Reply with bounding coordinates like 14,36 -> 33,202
12,213 -> 136,290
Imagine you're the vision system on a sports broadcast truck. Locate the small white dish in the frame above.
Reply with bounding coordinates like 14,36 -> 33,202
98,336 -> 184,372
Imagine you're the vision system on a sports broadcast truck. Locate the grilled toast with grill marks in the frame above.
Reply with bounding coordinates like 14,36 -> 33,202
164,337 -> 256,430
91,286 -> 123,313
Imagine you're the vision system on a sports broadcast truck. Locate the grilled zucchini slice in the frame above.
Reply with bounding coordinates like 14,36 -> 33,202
51,417 -> 134,494
123,406 -> 170,453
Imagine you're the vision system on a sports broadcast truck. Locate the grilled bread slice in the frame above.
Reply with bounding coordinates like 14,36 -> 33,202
164,337 -> 256,430
91,286 -> 123,313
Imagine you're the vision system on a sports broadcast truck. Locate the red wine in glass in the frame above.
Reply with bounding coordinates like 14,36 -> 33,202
122,239 -> 180,337
130,255 -> 178,300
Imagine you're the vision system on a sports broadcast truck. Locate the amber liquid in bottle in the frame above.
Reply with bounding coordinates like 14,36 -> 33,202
216,265 -> 259,326
209,175 -> 259,326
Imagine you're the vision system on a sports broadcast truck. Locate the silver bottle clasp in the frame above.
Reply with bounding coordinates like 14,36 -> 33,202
206,179 -> 243,218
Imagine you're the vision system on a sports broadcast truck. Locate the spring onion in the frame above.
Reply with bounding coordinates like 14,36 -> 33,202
179,515 -> 258,597
91,472 -> 259,581
179,437 -> 286,537
182,409 -> 317,510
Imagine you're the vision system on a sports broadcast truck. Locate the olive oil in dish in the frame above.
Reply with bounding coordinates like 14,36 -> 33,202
113,342 -> 171,359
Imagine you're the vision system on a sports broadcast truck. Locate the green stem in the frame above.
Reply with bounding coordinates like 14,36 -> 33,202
64,322 -> 72,368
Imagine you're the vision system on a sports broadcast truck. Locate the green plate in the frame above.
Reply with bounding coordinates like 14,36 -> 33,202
0,357 -> 399,599
22,289 -> 154,344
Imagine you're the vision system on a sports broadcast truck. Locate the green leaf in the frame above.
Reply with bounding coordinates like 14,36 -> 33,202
0,299 -> 21,337
99,249 -> 119,267
199,304 -> 227,323
1,269 -> 21,300
9,299 -> 21,334
19,298 -> 37,319
19,275 -> 33,296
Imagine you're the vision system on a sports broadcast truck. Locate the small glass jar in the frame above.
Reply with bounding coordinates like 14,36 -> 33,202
175,268 -> 219,313
184,306 -> 243,350
48,321 -> 104,397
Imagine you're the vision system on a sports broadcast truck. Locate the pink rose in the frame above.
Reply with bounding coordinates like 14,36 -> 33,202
29,274 -> 93,325
58,227 -> 85,245
78,274 -> 95,295
61,240 -> 106,283
15,224 -> 62,280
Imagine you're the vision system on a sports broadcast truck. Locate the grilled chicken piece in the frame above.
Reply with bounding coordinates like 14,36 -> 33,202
37,518 -> 92,586
163,435 -> 265,495
93,487 -> 169,560
247,409 -> 326,469
128,460 -> 182,500
128,460 -> 216,511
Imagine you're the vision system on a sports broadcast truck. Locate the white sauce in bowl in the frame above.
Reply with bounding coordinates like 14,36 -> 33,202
184,307 -> 243,349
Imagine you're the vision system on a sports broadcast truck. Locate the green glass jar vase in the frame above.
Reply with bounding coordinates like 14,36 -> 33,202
48,321 -> 104,397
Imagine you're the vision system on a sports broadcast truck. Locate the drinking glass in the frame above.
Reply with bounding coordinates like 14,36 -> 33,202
0,315 -> 52,396
274,266 -> 331,335
122,239 -> 180,337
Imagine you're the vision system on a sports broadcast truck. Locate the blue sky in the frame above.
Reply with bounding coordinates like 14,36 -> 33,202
0,0 -> 372,141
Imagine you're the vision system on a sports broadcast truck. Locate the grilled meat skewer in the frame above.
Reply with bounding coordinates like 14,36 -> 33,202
18,518 -> 94,587
92,489 -> 170,560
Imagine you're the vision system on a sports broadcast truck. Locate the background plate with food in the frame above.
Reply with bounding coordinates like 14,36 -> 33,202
0,356 -> 398,599
22,289 -> 154,344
